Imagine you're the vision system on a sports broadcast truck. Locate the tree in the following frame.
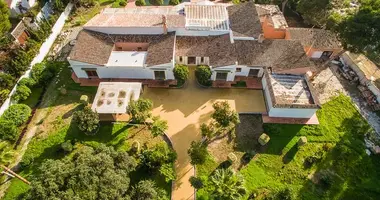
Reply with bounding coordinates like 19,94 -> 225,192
61,140 -> 73,153
24,145 -> 137,199
0,0 -> 11,39
131,180 -> 167,200
0,120 -> 19,141
1,104 -> 31,126
149,0 -> 164,6
18,78 -> 36,88
127,98 -> 153,123
169,0 -> 180,5
135,0 -> 146,6
73,107 -> 100,134
159,163 -> 176,183
173,64 -> 189,86
212,101 -> 240,128
200,123 -> 215,140
12,85 -> 31,102
296,0 -> 348,27
195,66 -> 212,86
188,141 -> 208,165
210,168 -> 246,200
140,143 -> 177,170
337,0 -> 380,64
150,116 -> 168,137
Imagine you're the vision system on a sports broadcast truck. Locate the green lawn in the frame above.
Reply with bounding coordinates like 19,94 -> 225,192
20,87 -> 44,109
196,95 -> 380,199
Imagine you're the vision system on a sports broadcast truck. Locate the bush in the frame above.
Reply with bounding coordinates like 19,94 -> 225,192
1,104 -> 31,126
149,0 -> 164,6
61,140 -> 73,153
135,0 -> 146,6
31,62 -> 57,86
188,141 -> 208,165
0,73 -> 15,89
159,163 -> 176,183
19,78 -> 36,88
195,66 -> 212,86
140,143 -> 177,170
0,89 -> 10,102
119,0 -> 127,6
189,176 -> 204,189
73,107 -> 99,135
212,101 -> 240,128
173,64 -> 189,86
127,98 -> 153,123
12,84 -> 31,102
169,0 -> 180,5
232,0 -> 240,4
319,172 -> 334,189
150,116 -> 168,137
0,120 -> 19,141
131,180 -> 167,200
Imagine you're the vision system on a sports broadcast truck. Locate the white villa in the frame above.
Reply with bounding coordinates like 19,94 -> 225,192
68,1 -> 341,121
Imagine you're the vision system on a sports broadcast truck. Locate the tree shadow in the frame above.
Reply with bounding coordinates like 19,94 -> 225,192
282,143 -> 298,164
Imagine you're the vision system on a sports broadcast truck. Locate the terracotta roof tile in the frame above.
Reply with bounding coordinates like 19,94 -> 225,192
287,28 -> 342,49
69,30 -> 175,66
227,1 -> 263,38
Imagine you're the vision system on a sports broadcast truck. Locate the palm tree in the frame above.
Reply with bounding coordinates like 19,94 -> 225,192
210,168 -> 246,200
0,141 -> 30,185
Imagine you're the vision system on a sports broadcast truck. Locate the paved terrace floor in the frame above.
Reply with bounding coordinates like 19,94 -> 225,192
141,67 -> 266,200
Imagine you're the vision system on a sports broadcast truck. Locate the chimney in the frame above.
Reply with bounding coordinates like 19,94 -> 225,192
258,34 -> 265,43
162,15 -> 168,35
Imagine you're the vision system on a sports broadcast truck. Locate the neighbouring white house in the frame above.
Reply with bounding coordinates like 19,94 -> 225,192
68,1 -> 338,121
7,0 -> 36,16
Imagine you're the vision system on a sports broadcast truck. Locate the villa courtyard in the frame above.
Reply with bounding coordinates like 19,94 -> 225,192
142,68 -> 267,199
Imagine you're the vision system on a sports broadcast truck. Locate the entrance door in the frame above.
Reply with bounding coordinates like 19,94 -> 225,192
216,72 -> 228,81
248,69 -> 260,77
154,71 -> 165,80
188,57 -> 196,65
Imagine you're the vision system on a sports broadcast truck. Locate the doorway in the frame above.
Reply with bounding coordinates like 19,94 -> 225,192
248,69 -> 260,77
188,57 -> 196,65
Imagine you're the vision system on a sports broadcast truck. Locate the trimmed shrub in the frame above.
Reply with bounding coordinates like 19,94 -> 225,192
1,104 -> 31,126
189,176 -> 204,189
61,140 -> 73,153
140,143 -> 177,170
119,0 -> 127,6
149,0 -> 164,6
232,0 -> 240,4
169,0 -> 180,5
173,64 -> 189,86
188,141 -> 208,165
135,0 -> 146,6
12,85 -> 31,102
19,78 -> 36,88
159,163 -> 176,183
0,73 -> 16,89
0,120 -> 19,141
195,66 -> 212,86
0,89 -> 10,102
73,107 -> 99,135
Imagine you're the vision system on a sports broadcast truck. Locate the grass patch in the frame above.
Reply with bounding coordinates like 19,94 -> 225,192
196,95 -> 380,199
20,87 -> 43,108
232,81 -> 247,88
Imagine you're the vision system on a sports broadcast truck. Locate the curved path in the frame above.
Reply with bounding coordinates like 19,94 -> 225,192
142,67 -> 266,200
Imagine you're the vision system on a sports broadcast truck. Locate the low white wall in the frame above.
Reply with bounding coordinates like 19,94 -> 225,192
268,107 -> 318,118
84,27 -> 165,35
69,60 -> 174,80
174,28 -> 229,36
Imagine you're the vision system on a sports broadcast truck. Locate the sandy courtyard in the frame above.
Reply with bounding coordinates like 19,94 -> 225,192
142,69 -> 266,200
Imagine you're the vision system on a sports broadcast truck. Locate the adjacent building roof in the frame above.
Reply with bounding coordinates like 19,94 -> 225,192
235,39 -> 313,70
255,4 -> 288,29
69,30 -> 175,66
287,28 -> 341,49
175,35 -> 237,67
227,1 -> 263,38
264,70 -> 320,109
185,4 -> 229,31
92,82 -> 142,114
85,8 -> 185,28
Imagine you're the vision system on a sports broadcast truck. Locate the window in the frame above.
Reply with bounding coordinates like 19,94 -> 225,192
188,57 -> 196,65
236,68 -> 242,72
248,69 -> 260,77
83,69 -> 98,78
216,72 -> 228,80
137,47 -> 143,51
179,56 -> 183,63
117,46 -> 122,51
154,71 -> 166,80
200,57 -> 204,63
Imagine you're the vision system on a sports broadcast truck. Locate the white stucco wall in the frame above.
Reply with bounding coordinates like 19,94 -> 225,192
84,27 -> 166,35
262,75 -> 318,118
235,66 -> 264,77
69,60 -> 174,80
211,65 -> 236,81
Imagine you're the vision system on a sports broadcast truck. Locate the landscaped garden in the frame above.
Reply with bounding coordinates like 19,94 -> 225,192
190,95 -> 380,199
3,65 -> 176,199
